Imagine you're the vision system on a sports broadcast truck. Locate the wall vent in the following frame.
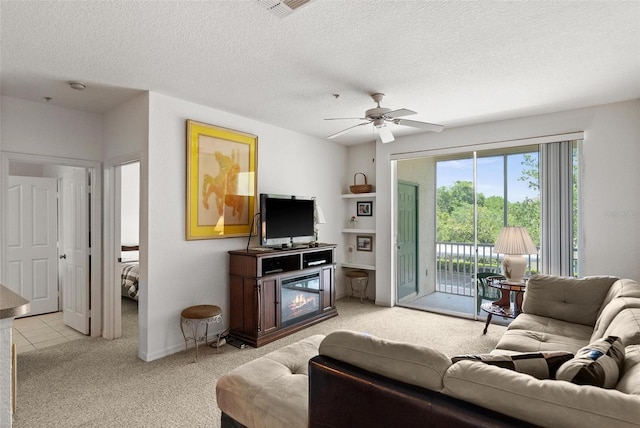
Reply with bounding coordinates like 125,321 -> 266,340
256,0 -> 313,18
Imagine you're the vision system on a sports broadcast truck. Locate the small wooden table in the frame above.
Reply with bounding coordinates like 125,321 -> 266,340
481,277 -> 527,334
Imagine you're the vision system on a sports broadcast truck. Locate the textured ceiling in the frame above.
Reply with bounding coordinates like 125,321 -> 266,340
1,1 -> 639,146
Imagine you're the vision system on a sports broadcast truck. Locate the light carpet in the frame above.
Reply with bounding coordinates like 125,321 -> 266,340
14,297 -> 507,427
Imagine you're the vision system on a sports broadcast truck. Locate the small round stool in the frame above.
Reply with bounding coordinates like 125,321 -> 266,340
345,270 -> 368,303
180,304 -> 223,362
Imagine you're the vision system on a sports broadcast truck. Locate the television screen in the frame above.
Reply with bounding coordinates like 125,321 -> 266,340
261,194 -> 315,245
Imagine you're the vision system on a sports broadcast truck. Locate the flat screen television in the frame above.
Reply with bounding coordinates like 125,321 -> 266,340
260,194 -> 315,247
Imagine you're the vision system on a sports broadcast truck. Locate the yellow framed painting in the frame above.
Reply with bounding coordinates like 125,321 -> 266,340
186,120 -> 258,240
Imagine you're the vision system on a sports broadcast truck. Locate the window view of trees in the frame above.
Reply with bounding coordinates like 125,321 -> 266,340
436,153 -> 541,246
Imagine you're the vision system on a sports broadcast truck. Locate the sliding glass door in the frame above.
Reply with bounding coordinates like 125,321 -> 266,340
395,142 -> 574,320
432,155 -> 476,315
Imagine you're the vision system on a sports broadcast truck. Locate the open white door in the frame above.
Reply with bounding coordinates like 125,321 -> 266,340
60,169 -> 90,334
113,164 -> 123,338
5,176 -> 59,316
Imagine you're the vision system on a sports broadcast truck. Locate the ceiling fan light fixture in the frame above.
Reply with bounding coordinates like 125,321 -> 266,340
324,92 -> 444,142
373,118 -> 385,128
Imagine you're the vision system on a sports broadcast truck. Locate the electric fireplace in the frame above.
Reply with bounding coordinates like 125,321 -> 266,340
228,245 -> 337,348
281,273 -> 321,328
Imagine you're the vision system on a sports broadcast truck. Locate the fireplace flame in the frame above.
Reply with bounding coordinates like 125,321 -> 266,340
288,293 -> 318,318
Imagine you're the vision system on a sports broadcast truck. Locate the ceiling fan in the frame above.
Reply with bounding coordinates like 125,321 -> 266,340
325,93 -> 444,143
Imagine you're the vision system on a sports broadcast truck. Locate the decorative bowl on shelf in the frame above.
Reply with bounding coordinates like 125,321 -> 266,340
349,173 -> 372,194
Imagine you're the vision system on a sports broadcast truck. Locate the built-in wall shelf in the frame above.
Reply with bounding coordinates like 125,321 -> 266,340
342,228 -> 375,234
342,262 -> 376,271
341,192 -> 376,199
341,189 -> 376,301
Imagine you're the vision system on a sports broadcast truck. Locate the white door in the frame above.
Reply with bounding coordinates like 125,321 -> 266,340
60,169 -> 91,334
6,176 -> 59,315
113,164 -> 123,338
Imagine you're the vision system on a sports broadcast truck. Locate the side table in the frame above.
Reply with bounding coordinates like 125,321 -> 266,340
481,276 -> 527,334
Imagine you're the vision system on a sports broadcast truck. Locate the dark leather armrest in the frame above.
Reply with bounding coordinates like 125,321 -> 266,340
309,355 -> 536,428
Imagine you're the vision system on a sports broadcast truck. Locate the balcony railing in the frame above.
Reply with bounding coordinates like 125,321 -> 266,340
435,242 -> 540,296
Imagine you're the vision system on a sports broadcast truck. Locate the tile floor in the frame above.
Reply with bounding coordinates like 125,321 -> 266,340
12,311 -> 86,354
399,291 -> 512,328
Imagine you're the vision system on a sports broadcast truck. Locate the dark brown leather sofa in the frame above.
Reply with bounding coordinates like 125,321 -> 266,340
308,355 -> 536,428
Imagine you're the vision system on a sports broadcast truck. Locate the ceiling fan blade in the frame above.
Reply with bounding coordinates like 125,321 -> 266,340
324,117 -> 367,121
385,108 -> 417,119
327,122 -> 369,139
377,126 -> 395,144
393,118 -> 444,132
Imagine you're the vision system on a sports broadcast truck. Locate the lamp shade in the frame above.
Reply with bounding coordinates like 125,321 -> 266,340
493,226 -> 537,255
315,203 -> 326,225
493,226 -> 537,284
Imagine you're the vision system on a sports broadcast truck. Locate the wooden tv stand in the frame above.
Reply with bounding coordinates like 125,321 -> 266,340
228,244 -> 337,347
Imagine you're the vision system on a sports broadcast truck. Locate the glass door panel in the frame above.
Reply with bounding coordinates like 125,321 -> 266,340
396,145 -> 542,321
396,153 -> 477,317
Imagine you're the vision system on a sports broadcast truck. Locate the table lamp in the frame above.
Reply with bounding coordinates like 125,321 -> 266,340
314,200 -> 326,242
493,226 -> 537,284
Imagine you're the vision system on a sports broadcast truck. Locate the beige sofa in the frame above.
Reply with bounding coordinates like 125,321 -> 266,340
216,275 -> 640,427
440,275 -> 640,427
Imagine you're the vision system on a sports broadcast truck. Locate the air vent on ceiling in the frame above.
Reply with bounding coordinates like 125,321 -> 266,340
256,0 -> 313,18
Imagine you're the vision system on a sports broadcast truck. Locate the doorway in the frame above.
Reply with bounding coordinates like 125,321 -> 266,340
1,153 -> 102,337
395,146 -> 544,320
394,140 -> 580,320
397,181 -> 418,301
103,157 -> 141,344
117,161 -> 140,341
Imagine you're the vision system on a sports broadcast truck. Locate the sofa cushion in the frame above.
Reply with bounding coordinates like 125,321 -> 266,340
451,351 -> 573,379
596,278 -> 640,320
495,314 -> 593,354
522,275 -> 617,326
215,334 -> 324,428
603,307 -> 640,346
318,330 -> 451,391
556,336 -> 625,388
591,298 -> 640,345
507,313 -> 595,339
617,345 -> 640,395
443,359 -> 640,428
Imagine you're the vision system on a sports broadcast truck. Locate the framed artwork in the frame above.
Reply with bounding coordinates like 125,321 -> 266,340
186,120 -> 258,240
356,235 -> 373,252
356,201 -> 373,216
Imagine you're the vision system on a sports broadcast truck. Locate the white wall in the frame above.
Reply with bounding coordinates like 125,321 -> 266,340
120,162 -> 140,245
102,93 -> 149,343
1,96 -> 103,160
143,92 -> 347,361
374,99 -> 640,306
103,93 -> 149,161
345,142 -> 376,193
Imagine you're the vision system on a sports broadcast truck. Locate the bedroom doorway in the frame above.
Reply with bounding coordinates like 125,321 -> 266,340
110,160 -> 140,342
1,153 -> 102,337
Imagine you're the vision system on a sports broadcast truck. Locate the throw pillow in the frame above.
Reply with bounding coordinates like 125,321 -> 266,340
451,351 -> 574,379
556,335 -> 625,388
